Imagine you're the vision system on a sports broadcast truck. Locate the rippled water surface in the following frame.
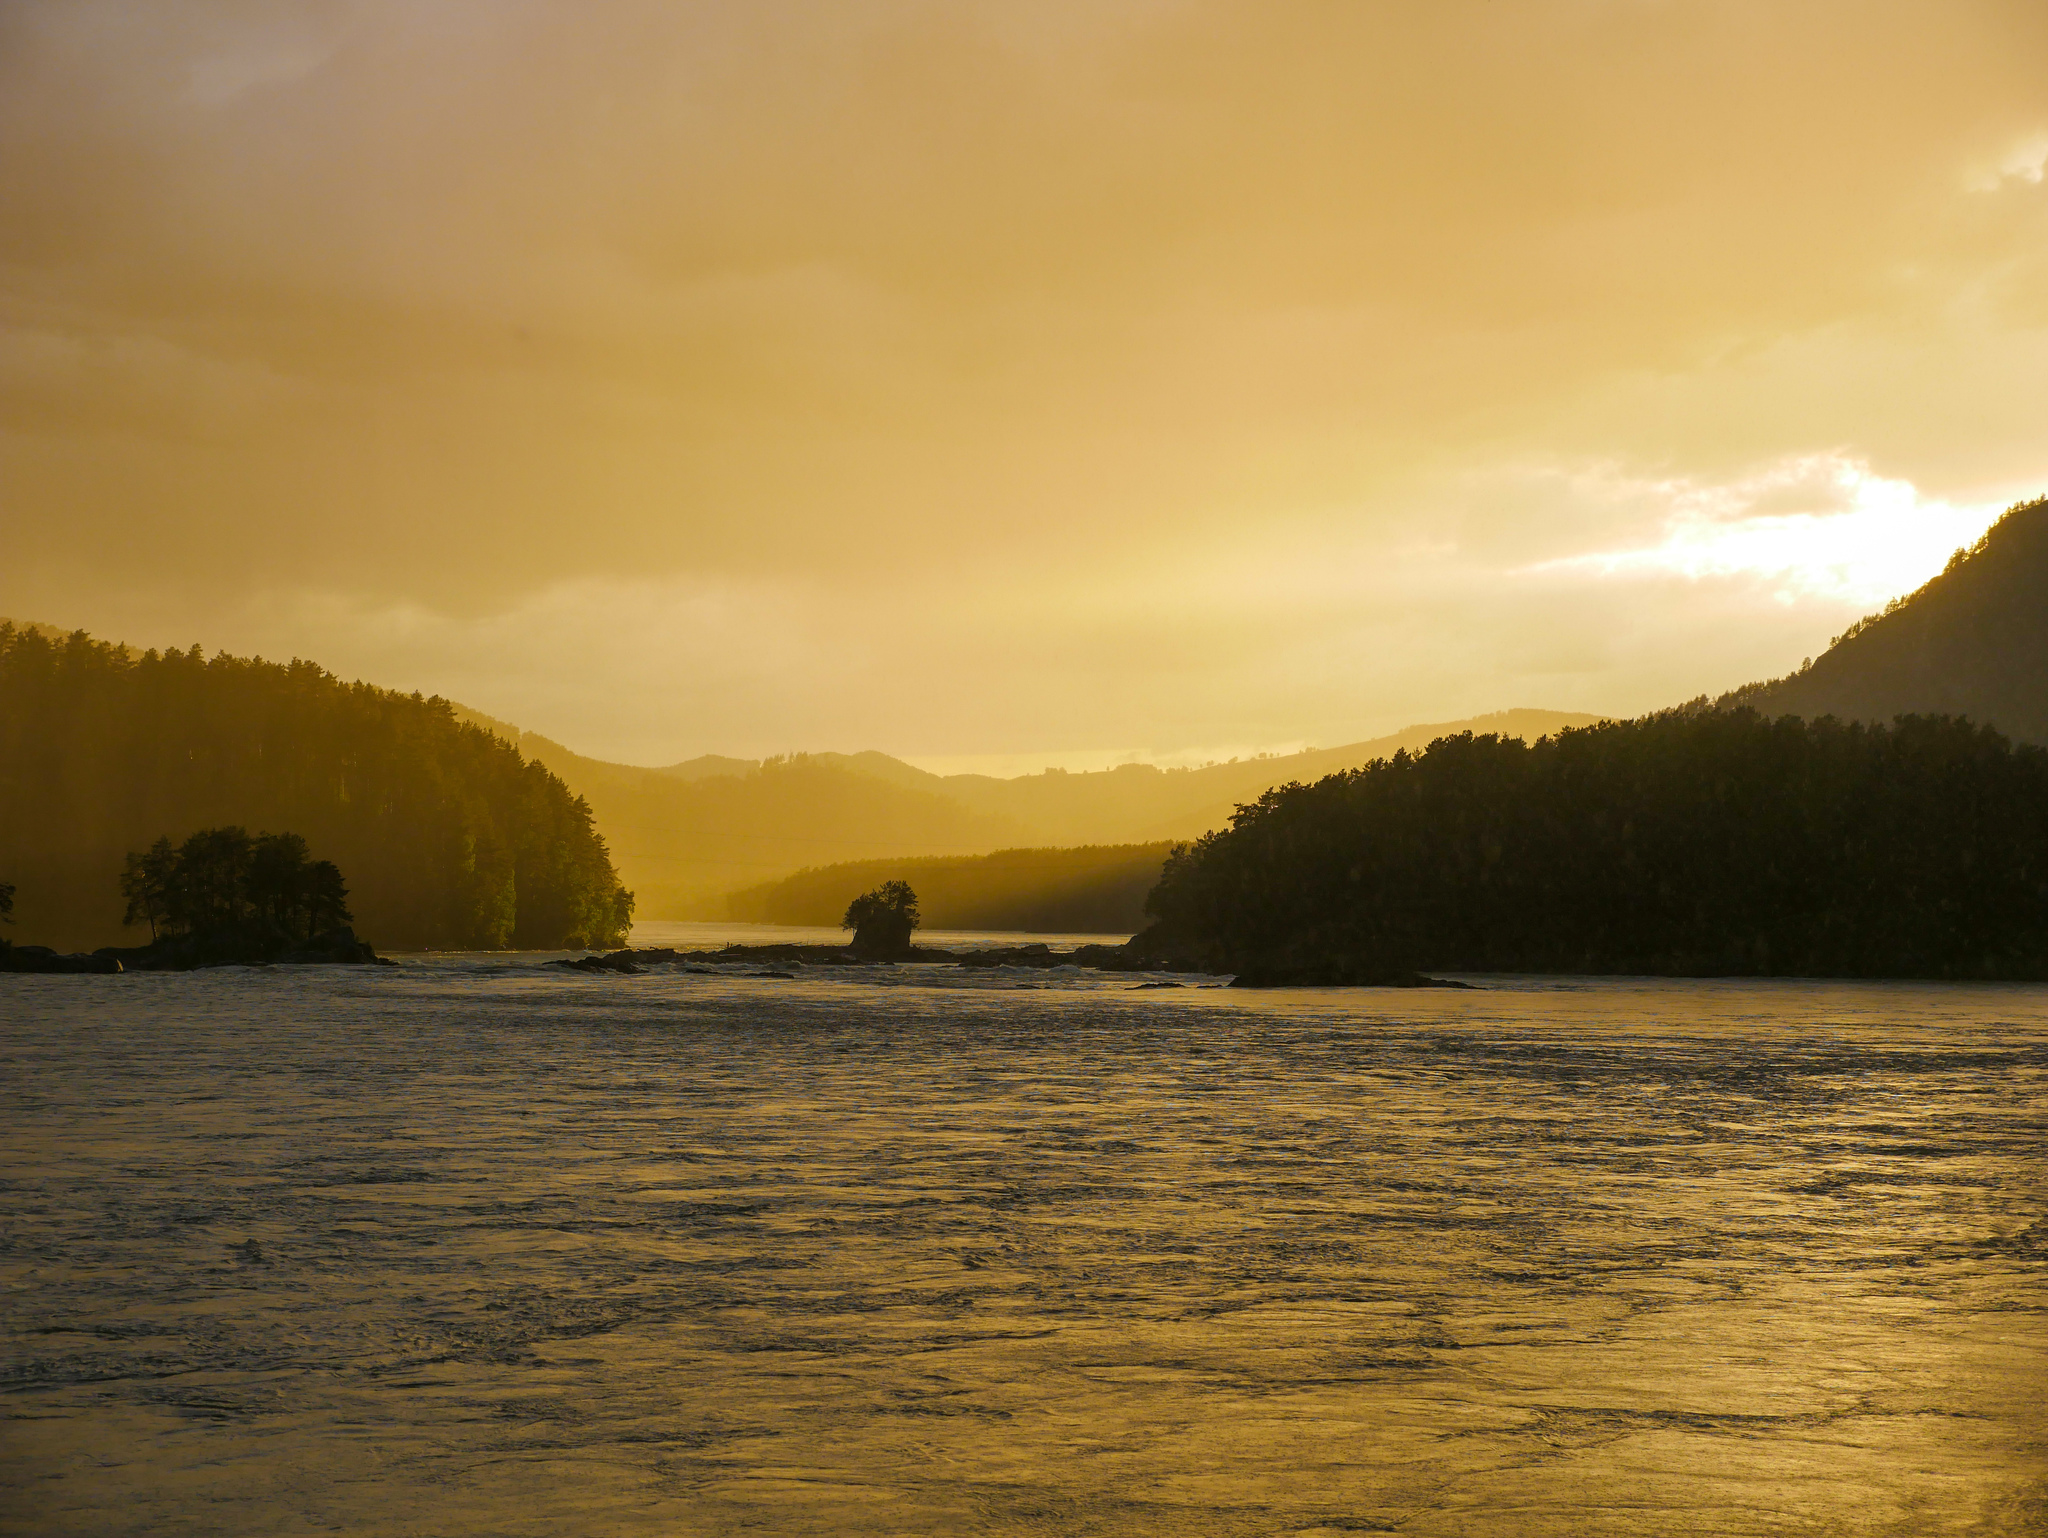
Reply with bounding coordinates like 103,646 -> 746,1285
3,955 -> 2045,1536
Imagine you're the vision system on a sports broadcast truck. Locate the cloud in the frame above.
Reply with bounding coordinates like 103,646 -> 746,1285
1523,456 -> 2007,607
185,28 -> 338,107
1966,129 -> 2048,190
3,1 -> 2047,758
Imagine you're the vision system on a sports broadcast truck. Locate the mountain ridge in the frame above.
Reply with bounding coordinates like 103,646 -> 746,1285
10,487 -> 2042,935
453,708 -> 1611,916
1720,493 -> 2048,744
1,618 -> 1608,920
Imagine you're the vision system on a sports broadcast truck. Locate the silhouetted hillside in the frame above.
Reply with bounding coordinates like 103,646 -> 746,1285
0,625 -> 632,951
726,843 -> 1175,934
1724,495 -> 2048,744
1141,710 -> 2048,982
454,708 -> 1606,916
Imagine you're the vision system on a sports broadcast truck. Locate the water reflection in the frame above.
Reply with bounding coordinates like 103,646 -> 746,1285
2,964 -> 2043,1534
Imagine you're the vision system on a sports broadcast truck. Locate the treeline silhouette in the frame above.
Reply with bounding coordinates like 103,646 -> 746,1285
1140,710 -> 2048,982
0,624 -> 632,950
726,843 -> 1174,934
122,828 -> 351,944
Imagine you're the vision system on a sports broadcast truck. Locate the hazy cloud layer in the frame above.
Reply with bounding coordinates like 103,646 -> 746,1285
4,1 -> 2045,762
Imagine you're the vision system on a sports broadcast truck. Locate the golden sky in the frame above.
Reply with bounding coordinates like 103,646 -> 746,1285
4,1 -> 2046,767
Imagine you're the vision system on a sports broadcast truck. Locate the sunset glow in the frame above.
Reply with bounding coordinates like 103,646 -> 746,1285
4,1 -> 2046,762
6,14 -> 2048,1532
1533,457 -> 2008,608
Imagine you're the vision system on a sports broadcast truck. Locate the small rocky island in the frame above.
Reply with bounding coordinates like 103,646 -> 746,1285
545,881 -> 1471,986
547,937 -> 1175,974
0,828 -> 393,973
548,878 -> 1207,976
545,937 -> 1467,985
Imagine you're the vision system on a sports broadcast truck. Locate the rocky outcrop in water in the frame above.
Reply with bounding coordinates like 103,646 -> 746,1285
1227,964 -> 1475,989
548,950 -> 649,974
93,925 -> 393,972
544,938 -> 1465,985
955,941 -> 1209,972
1,945 -> 122,974
543,938 -> 1224,976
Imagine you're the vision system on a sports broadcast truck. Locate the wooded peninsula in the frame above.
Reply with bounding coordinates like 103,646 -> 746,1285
0,625 -> 632,951
1137,709 -> 2048,983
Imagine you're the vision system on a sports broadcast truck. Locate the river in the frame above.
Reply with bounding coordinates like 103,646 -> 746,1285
3,937 -> 2044,1535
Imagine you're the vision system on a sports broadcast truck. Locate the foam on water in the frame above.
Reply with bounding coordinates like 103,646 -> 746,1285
2,958 -> 2044,1535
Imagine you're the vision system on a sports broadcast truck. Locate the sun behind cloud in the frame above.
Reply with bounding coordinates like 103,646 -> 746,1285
2,1 -> 2045,761
1529,456 -> 2009,608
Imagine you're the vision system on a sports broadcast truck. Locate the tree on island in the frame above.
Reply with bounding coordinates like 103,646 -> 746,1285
121,827 -> 353,948
0,878 -> 13,952
246,833 -> 352,939
843,880 -> 919,959
0,622 -> 632,950
119,839 -> 175,942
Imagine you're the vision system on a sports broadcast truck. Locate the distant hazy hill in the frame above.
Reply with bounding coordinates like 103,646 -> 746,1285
3,618 -> 78,642
443,713 -> 1038,916
0,625 -> 632,951
447,707 -> 1607,917
1724,494 -> 2048,744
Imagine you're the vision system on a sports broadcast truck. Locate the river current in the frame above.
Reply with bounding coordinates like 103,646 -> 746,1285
3,932 -> 2044,1535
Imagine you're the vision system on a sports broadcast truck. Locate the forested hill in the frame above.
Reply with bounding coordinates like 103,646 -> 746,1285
1724,494 -> 2048,744
1140,710 -> 2048,983
0,624 -> 632,951
450,707 -> 1606,918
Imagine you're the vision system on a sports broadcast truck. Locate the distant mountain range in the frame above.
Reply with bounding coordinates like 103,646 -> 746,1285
1723,494 -> 2047,744
409,487 -> 2048,919
448,708 -> 1610,917
17,490 -> 2034,933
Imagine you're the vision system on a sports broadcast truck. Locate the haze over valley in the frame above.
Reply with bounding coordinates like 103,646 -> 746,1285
9,489 -> 2045,946
449,704 -> 1610,916
6,7 -> 2048,1534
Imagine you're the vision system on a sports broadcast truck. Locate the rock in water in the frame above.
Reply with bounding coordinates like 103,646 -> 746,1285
1227,965 -> 1476,989
89,924 -> 394,971
0,946 -> 122,974
546,950 -> 646,973
280,927 -> 392,965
